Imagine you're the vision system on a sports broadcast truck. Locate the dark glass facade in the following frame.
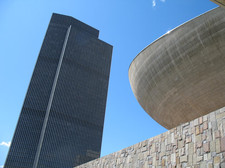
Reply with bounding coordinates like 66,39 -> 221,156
4,13 -> 112,168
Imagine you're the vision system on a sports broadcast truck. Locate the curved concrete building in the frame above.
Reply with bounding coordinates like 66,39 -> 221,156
129,7 -> 225,129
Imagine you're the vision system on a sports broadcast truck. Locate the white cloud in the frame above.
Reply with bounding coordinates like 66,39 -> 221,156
0,165 -> 3,168
152,0 -> 166,7
0,141 -> 11,147
152,0 -> 156,7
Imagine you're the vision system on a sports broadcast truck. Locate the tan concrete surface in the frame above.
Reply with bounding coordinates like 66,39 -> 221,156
129,7 -> 225,129
211,0 -> 225,8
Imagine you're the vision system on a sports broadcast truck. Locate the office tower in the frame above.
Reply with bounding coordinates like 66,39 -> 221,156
4,13 -> 112,168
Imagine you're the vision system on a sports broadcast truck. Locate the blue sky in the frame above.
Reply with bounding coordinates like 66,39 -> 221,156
0,0 -> 217,166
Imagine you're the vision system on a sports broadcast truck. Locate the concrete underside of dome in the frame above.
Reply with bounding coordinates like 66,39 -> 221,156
129,7 -> 225,129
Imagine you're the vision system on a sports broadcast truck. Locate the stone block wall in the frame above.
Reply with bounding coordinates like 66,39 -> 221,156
76,107 -> 225,168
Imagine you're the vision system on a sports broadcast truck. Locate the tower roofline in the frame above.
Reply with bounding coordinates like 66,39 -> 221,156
51,13 -> 99,37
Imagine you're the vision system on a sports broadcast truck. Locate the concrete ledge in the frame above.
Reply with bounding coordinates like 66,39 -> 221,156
76,106 -> 225,167
211,0 -> 225,8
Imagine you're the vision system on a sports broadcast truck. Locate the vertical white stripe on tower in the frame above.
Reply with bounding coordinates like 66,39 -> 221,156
33,25 -> 72,168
